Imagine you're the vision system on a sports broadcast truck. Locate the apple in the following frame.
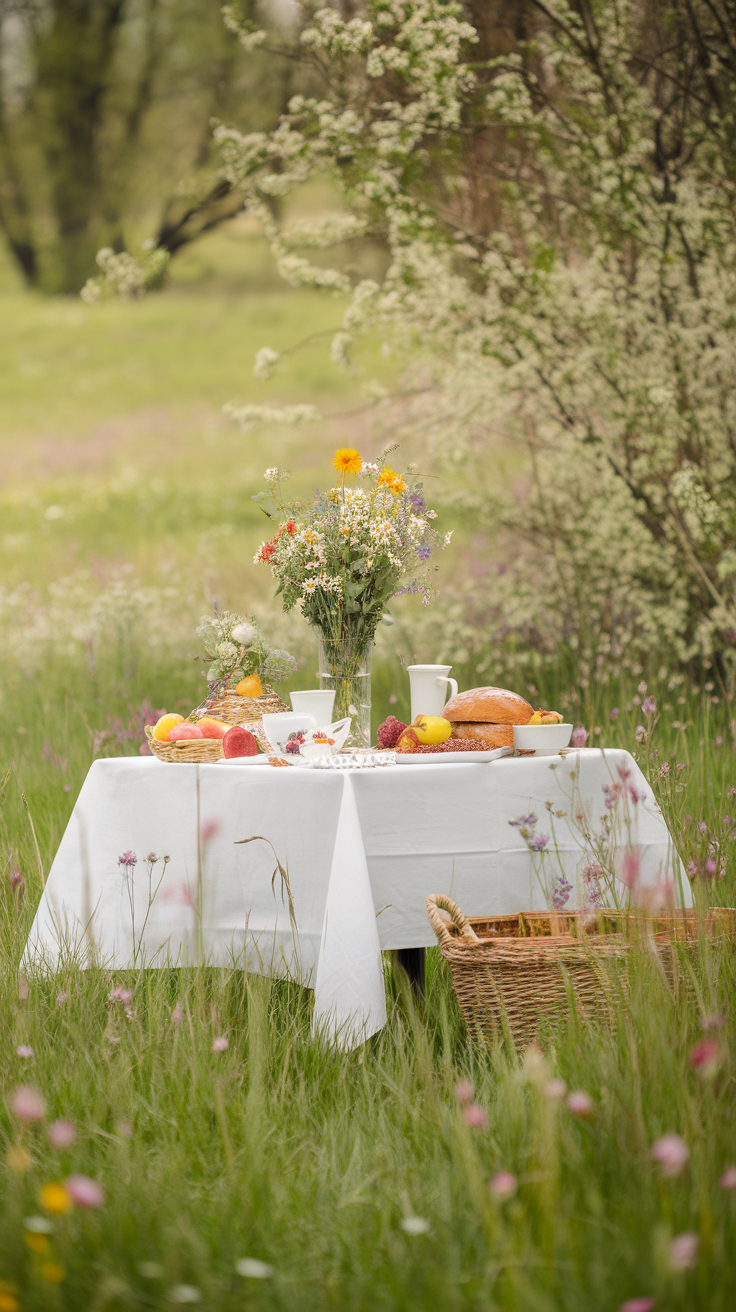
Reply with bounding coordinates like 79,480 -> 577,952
223,726 -> 259,758
168,723 -> 204,741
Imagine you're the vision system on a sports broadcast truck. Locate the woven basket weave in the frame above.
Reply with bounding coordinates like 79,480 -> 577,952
145,681 -> 289,762
426,895 -> 736,1048
145,726 -> 224,764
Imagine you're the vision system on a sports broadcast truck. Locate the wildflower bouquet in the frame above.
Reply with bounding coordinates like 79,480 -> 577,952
253,448 -> 452,743
196,611 -> 296,689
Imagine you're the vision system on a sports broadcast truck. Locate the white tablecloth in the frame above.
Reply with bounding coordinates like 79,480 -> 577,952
23,748 -> 687,1047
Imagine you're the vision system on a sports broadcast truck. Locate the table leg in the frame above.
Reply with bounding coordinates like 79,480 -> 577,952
393,947 -> 426,998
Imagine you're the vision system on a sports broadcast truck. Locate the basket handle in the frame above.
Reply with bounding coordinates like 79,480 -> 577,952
426,894 -> 480,947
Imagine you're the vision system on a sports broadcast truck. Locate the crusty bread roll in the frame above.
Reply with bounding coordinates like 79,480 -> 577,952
443,686 -> 533,726
450,722 -> 514,749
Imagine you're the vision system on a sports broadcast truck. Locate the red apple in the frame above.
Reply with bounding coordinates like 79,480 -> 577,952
168,723 -> 204,741
223,726 -> 258,758
196,717 -> 230,740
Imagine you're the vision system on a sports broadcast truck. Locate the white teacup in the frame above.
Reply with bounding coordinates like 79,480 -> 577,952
290,689 -> 336,723
261,711 -> 316,753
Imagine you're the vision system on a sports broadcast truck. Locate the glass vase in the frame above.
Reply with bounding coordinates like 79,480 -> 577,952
316,630 -> 372,749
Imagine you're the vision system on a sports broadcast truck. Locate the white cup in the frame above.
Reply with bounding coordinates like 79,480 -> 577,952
407,664 -> 459,722
290,689 -> 336,723
261,711 -> 316,753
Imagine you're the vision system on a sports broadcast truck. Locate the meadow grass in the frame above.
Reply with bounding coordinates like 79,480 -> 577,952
1,239 -> 736,1310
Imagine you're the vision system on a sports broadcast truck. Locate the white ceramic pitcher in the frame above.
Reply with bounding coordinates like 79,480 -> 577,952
407,665 -> 458,722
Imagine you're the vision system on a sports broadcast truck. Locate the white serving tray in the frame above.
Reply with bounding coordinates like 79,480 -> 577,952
394,746 -> 512,764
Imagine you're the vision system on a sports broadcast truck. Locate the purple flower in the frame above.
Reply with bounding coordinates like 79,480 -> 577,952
509,814 -> 538,829
529,833 -> 549,852
571,726 -> 588,748
641,696 -> 657,716
609,707 -> 620,721
417,545 -> 431,561
117,851 -> 137,868
408,489 -> 426,513
551,875 -> 572,909
146,852 -> 158,863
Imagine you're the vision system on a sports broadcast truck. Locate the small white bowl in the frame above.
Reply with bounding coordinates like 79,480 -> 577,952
512,723 -> 573,756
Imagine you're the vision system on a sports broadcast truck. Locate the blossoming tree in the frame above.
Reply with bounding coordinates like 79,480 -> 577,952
92,0 -> 736,686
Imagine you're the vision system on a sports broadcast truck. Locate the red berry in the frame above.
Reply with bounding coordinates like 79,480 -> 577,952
222,727 -> 258,758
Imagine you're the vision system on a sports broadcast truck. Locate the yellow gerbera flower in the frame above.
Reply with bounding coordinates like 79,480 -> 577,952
332,448 -> 362,474
39,1182 -> 73,1215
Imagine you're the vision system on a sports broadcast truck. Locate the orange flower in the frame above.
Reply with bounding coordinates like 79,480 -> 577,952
332,448 -> 362,474
378,465 -> 406,494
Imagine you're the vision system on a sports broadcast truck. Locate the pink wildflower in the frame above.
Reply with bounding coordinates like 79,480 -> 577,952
571,726 -> 588,748
65,1175 -> 105,1208
620,848 -> 641,890
667,1232 -> 699,1271
464,1104 -> 488,1130
651,1133 -> 689,1178
11,1085 -> 46,1122
489,1171 -> 516,1199
619,1300 -> 655,1312
719,1166 -> 736,1190
566,1091 -> 595,1117
689,1038 -> 719,1075
172,1003 -> 182,1024
453,1079 -> 474,1106
47,1120 -> 76,1148
56,992 -> 68,1007
16,1045 -> 34,1059
544,1078 -> 567,1100
200,819 -> 220,843
212,1036 -> 229,1053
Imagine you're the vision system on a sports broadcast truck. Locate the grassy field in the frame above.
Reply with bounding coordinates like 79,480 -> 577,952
1,231 -> 736,1310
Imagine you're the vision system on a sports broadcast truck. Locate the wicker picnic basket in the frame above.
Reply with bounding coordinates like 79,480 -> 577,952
145,678 -> 289,763
426,895 -> 736,1048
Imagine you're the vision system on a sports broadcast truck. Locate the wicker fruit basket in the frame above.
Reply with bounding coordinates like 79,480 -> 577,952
426,895 -> 736,1048
146,680 -> 289,763
145,727 -> 225,764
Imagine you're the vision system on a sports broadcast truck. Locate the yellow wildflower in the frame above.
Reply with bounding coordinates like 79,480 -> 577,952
40,1262 -> 65,1284
39,1182 -> 72,1215
7,1146 -> 31,1174
332,448 -> 362,474
378,466 -> 406,494
0,1287 -> 20,1312
24,1233 -> 49,1254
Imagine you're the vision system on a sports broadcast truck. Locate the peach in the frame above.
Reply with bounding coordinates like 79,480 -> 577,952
196,718 -> 230,740
152,713 -> 184,742
168,723 -> 203,741
223,727 -> 258,758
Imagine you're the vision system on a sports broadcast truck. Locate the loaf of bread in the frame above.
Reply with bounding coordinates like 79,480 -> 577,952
443,686 -> 533,726
450,722 -> 514,749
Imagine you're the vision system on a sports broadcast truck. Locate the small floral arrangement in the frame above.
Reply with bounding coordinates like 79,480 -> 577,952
253,447 -> 451,628
196,611 -> 296,688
